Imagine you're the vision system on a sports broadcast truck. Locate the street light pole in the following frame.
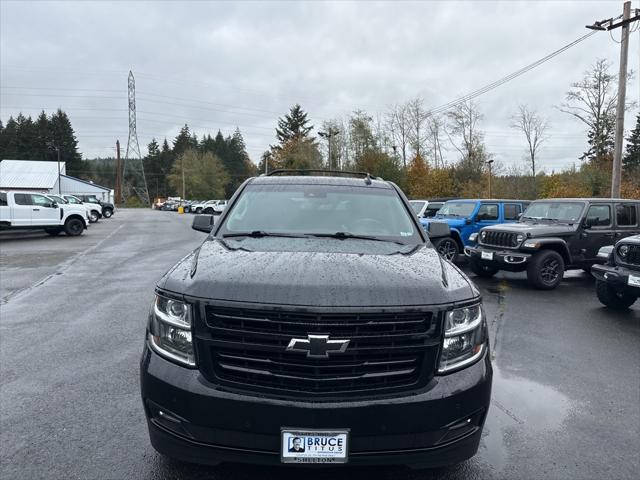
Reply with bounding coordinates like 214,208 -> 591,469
56,146 -> 61,194
318,128 -> 341,170
486,159 -> 494,198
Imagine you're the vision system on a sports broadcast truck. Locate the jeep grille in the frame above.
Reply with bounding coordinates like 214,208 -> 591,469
620,244 -> 640,267
481,230 -> 519,248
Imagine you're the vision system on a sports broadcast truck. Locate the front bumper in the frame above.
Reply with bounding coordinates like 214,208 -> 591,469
591,264 -> 640,292
465,246 -> 531,272
140,344 -> 492,468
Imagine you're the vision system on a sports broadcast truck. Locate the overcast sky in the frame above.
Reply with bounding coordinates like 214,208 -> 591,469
1,0 -> 639,173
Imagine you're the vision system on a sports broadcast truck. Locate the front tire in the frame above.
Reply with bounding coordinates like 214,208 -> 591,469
527,250 -> 564,290
89,210 -> 100,223
103,208 -> 113,218
432,236 -> 459,262
196,207 -> 203,214
469,257 -> 498,278
64,218 -> 84,236
596,280 -> 637,310
203,207 -> 215,215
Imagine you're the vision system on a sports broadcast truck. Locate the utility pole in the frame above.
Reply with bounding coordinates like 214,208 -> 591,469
115,140 -> 122,204
587,2 -> 640,197
56,146 -> 61,194
182,156 -> 186,201
486,159 -> 494,198
318,128 -> 341,170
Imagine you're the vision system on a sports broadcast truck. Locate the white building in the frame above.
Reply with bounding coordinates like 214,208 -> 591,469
0,159 -> 113,203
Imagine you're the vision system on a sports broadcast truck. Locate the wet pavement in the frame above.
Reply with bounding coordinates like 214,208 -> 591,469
1,209 -> 638,480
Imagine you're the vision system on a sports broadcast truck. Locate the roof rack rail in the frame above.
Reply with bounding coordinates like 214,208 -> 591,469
264,169 -> 382,184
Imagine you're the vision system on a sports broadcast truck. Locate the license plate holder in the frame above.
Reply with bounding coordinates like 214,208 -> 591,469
281,428 -> 349,464
628,274 -> 640,287
481,251 -> 494,260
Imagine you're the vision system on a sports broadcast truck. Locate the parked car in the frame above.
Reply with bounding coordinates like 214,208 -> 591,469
591,235 -> 640,309
409,198 -> 449,219
0,190 -> 88,236
212,200 -> 227,214
421,199 -> 530,261
140,171 -> 492,469
77,195 -> 115,218
191,200 -> 216,214
46,194 -> 92,225
62,194 -> 102,223
466,199 -> 640,289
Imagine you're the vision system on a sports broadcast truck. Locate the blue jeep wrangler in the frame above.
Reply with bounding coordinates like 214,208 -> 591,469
421,199 -> 530,261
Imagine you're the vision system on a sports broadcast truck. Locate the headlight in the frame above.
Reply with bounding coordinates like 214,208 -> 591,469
469,233 -> 478,243
516,234 -> 525,244
148,294 -> 195,367
480,231 -> 487,242
438,303 -> 487,374
618,245 -> 629,259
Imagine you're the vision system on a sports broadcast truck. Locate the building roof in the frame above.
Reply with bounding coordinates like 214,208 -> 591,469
0,159 -> 66,189
60,174 -> 111,192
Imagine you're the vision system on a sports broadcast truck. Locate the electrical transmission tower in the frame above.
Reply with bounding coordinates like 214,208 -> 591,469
123,70 -> 150,206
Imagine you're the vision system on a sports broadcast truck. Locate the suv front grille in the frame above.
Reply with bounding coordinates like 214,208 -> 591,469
482,231 -> 519,248
195,304 -> 442,399
621,244 -> 640,267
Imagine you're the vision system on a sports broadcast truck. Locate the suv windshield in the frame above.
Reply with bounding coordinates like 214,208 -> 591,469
522,202 -> 584,223
437,202 -> 476,217
219,184 -> 421,244
410,201 -> 426,214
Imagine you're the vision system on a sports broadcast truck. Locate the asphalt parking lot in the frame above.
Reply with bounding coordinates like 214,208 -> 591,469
1,209 -> 638,480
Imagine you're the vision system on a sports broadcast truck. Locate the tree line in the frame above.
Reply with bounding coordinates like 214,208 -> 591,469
1,57 -> 638,202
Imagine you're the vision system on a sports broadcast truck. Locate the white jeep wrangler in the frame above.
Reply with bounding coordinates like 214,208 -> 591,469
62,194 -> 102,223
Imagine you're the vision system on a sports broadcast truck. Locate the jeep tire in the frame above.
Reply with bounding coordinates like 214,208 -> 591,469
89,210 -> 100,223
432,236 -> 459,262
64,218 -> 84,236
103,208 -> 113,218
595,280 -> 637,310
527,250 -> 565,290
469,257 -> 498,278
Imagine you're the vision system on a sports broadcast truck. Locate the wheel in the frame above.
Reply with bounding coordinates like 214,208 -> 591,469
196,208 -> 203,214
526,250 -> 565,290
432,236 -> 459,262
103,208 -> 113,218
64,218 -> 84,236
469,257 -> 498,278
595,280 -> 637,310
44,227 -> 62,236
89,210 -> 100,223
184,207 -> 191,213
203,207 -> 214,215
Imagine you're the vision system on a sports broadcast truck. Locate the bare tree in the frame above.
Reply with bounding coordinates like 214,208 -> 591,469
446,100 -> 489,174
510,105 -> 549,194
558,58 -> 633,161
406,97 -> 428,160
386,103 -> 410,168
427,115 -> 446,168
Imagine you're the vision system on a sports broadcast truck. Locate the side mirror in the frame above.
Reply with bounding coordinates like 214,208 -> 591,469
192,214 -> 215,233
583,217 -> 597,229
517,213 -> 523,220
50,201 -> 58,208
426,221 -> 451,239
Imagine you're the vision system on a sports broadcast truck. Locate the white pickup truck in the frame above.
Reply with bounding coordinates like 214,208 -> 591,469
61,194 -> 102,223
0,190 -> 88,236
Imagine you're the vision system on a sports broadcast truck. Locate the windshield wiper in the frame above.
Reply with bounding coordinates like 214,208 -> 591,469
305,232 -> 405,245
222,231 -> 307,239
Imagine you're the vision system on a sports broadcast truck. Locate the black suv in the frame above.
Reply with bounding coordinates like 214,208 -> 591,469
77,195 -> 115,218
140,171 -> 492,468
591,234 -> 640,309
466,199 -> 640,289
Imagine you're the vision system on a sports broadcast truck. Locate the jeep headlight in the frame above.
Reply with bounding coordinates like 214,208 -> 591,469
438,303 -> 487,374
617,245 -> 629,259
516,234 -> 525,244
148,294 -> 195,367
480,231 -> 487,242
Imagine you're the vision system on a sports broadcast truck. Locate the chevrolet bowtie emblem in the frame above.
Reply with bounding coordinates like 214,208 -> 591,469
286,334 -> 350,358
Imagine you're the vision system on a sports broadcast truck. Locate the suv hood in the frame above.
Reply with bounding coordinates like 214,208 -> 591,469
421,217 -> 467,229
485,222 -> 577,237
158,239 -> 478,307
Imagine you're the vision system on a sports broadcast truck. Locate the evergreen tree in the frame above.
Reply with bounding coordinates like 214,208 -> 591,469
623,113 -> 640,171
49,109 -> 82,173
34,111 -> 53,161
275,104 -> 314,145
15,113 -> 37,159
223,128 -> 255,197
173,124 -> 198,157
0,116 -> 19,159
